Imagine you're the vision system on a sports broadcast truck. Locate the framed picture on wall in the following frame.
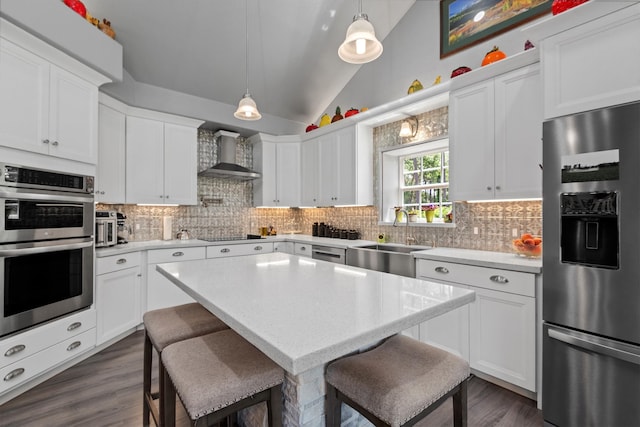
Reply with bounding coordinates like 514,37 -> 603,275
440,0 -> 552,58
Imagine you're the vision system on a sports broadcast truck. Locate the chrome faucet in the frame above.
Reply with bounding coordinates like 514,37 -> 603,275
393,209 -> 415,246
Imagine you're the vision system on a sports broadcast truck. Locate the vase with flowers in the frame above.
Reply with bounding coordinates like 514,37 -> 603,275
422,204 -> 436,222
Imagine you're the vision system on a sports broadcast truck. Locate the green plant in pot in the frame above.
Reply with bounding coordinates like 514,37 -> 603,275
422,204 -> 436,222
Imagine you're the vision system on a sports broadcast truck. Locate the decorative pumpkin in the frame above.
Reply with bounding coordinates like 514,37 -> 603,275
63,0 -> 87,18
331,106 -> 343,123
451,66 -> 472,78
344,108 -> 359,118
552,0 -> 589,15
481,46 -> 507,66
305,123 -> 318,132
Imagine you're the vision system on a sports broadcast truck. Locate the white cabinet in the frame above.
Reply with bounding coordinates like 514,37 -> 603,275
126,113 -> 202,205
273,241 -> 294,254
96,98 -> 126,203
206,242 -> 274,259
294,242 -> 312,257
539,3 -> 640,119
450,64 -> 542,201
146,247 -> 204,312
0,37 -> 104,165
416,259 -> 537,392
251,134 -> 301,207
301,124 -> 372,206
95,252 -> 142,345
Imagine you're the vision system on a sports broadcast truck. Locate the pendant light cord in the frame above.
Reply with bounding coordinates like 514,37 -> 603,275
244,0 -> 249,95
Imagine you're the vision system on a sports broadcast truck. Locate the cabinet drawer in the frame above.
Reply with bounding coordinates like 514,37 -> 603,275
207,242 -> 274,258
1,329 -> 96,394
0,309 -> 96,368
294,243 -> 312,257
147,247 -> 205,264
416,259 -> 534,297
96,251 -> 141,275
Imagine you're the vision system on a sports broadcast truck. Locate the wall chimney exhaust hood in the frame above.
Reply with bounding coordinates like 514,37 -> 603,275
198,130 -> 260,181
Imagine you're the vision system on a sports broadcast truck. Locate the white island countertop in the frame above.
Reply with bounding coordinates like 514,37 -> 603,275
157,252 -> 475,375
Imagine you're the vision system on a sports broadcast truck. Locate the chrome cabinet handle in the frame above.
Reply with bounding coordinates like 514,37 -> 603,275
300,246 -> 306,251
51,140 -> 59,146
254,246 -> 263,251
4,344 -> 26,357
4,368 -> 24,382
67,322 -> 82,332
172,251 -> 184,257
116,258 -> 127,265
434,266 -> 449,274
220,248 -> 230,253
486,186 -> 492,191
495,185 -> 501,190
67,341 -> 81,352
490,275 -> 509,284
42,139 -> 50,144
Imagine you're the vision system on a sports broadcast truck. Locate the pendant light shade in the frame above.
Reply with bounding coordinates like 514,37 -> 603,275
338,1 -> 383,64
235,0 -> 261,121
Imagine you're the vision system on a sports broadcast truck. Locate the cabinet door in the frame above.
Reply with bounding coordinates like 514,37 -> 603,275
300,138 -> 319,206
96,104 -> 126,203
318,133 -> 338,205
469,286 -> 536,391
276,143 -> 301,207
48,65 -> 98,164
0,38 -> 49,154
253,141 -> 278,206
146,264 -> 194,312
96,267 -> 141,345
419,300 -> 470,362
449,81 -> 495,201
494,64 -> 542,200
334,126 -> 356,205
164,123 -> 198,205
126,116 -> 165,204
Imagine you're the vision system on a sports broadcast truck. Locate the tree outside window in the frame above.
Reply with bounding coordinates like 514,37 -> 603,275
400,149 -> 451,220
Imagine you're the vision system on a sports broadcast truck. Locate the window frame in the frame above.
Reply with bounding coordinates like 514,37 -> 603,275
399,148 -> 450,220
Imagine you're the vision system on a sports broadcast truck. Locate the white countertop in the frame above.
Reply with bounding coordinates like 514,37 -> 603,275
413,248 -> 542,274
156,252 -> 475,375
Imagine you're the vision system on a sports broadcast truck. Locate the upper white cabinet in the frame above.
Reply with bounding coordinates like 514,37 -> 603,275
301,124 -> 372,206
251,134 -> 301,207
126,112 -> 202,205
532,3 -> 640,118
0,37 -> 106,165
96,96 -> 126,203
450,63 -> 542,201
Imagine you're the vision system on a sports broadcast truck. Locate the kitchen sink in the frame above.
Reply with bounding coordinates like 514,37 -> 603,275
346,244 -> 431,278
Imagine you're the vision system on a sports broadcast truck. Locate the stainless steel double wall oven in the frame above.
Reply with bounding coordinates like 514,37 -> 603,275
0,164 -> 95,337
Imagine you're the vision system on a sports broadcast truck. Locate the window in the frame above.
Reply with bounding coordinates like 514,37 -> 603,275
400,147 -> 450,220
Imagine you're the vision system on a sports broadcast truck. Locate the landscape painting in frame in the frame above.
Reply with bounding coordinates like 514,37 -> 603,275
440,0 -> 552,58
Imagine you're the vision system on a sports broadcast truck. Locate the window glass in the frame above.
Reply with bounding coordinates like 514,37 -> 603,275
400,148 -> 451,221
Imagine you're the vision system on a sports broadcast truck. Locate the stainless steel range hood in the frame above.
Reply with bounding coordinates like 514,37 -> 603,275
198,130 -> 260,181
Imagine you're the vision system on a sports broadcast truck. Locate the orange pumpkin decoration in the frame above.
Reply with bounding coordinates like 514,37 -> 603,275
481,46 -> 507,66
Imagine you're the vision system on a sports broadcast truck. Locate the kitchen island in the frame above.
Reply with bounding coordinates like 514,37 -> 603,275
157,252 -> 475,427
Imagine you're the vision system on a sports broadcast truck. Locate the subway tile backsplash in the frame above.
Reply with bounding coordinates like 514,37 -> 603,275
100,113 -> 542,254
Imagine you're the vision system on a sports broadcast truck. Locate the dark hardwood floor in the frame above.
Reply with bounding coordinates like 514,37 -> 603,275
0,330 -> 543,426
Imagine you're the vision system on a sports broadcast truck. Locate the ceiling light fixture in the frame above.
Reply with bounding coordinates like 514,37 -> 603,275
399,116 -> 418,137
338,0 -> 383,64
234,0 -> 261,121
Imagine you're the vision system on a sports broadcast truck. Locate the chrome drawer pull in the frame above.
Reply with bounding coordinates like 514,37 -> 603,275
4,368 -> 24,382
490,275 -> 509,284
116,258 -> 127,265
67,341 -> 81,352
4,344 -> 26,357
254,246 -> 263,251
220,248 -> 230,253
67,322 -> 82,332
172,251 -> 184,257
300,247 -> 306,251
434,266 -> 449,274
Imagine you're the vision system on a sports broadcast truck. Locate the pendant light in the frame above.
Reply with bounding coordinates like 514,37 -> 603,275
234,0 -> 261,120
338,0 -> 383,64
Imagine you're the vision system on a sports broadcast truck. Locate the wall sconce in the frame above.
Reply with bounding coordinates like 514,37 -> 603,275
399,116 -> 418,137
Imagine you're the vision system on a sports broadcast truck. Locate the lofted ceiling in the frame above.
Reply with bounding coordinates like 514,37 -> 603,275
81,0 -> 416,131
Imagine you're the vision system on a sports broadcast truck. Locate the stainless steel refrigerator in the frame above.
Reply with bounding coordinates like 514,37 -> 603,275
542,101 -> 640,427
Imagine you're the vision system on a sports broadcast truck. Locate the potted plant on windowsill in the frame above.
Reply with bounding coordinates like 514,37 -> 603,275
422,204 -> 436,222
407,209 -> 420,222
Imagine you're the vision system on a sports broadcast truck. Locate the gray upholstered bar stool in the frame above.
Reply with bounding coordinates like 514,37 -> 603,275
161,329 -> 285,427
326,334 -> 470,427
143,303 -> 229,427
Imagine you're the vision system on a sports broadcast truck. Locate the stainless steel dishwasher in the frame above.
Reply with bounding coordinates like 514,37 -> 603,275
311,245 -> 346,264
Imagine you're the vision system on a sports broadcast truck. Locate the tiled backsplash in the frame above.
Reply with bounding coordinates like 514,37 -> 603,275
100,115 -> 542,254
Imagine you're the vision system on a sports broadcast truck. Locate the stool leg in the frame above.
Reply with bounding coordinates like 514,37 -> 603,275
268,384 -> 283,427
163,366 -> 177,427
143,332 -> 152,427
452,379 -> 468,427
325,383 -> 341,427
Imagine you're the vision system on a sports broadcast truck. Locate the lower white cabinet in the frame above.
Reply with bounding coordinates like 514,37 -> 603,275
273,241 -> 294,254
146,247 -> 204,312
206,242 -> 274,258
95,252 -> 142,345
294,243 -> 312,257
416,259 -> 537,392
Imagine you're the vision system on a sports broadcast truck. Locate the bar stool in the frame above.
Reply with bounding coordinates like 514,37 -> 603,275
161,329 -> 285,427
325,334 -> 470,427
143,303 -> 229,427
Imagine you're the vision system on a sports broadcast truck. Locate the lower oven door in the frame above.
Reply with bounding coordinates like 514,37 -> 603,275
543,323 -> 640,427
0,237 -> 94,337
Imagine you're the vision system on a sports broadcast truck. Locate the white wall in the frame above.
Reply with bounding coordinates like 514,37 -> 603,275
329,1 -> 544,114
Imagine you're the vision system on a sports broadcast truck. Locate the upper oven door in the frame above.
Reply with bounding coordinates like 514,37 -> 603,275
0,187 -> 94,243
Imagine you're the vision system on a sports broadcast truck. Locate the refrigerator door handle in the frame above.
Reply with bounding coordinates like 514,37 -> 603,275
548,328 -> 640,366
